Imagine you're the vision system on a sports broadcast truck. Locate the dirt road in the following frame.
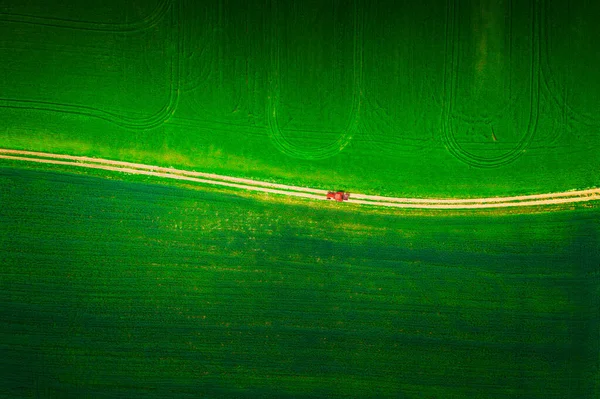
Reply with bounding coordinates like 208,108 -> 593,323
1,148 -> 598,209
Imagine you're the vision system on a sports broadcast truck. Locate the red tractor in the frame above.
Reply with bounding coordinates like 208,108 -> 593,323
326,191 -> 350,202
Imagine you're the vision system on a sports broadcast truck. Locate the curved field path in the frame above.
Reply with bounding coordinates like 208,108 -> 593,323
1,148 -> 598,209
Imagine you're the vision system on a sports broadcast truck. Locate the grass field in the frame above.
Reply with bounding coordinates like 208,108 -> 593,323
1,0 -> 600,397
1,167 -> 599,398
1,0 -> 599,197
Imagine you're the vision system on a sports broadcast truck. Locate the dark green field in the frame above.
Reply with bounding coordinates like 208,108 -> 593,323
1,168 -> 598,398
2,0 -> 600,397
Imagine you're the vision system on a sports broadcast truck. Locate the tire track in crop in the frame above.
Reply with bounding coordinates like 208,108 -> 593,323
361,0 -> 446,156
0,152 -> 326,201
180,1 -> 217,94
267,0 -> 362,160
441,0 -> 540,168
540,0 -> 600,128
0,0 -> 181,130
181,0 -> 265,128
1,148 -> 599,210
0,0 -> 170,33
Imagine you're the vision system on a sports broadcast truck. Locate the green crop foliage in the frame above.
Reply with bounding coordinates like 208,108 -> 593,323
1,167 -> 599,398
2,1 -> 600,397
1,0 -> 599,197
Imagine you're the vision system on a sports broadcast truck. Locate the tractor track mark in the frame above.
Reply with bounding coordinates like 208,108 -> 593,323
0,0 -> 170,33
0,154 -> 327,201
0,0 -> 181,130
1,148 -> 599,210
266,0 -> 362,160
441,0 -> 540,168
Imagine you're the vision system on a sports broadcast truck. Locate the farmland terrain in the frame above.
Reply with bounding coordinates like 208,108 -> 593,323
1,167 -> 599,398
1,0 -> 599,197
1,0 -> 600,397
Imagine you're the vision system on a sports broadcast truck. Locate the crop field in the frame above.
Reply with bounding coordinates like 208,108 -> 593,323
1,0 -> 600,398
0,0 -> 599,197
1,167 -> 599,398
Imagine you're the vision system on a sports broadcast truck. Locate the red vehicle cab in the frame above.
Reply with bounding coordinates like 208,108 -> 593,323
326,191 -> 350,202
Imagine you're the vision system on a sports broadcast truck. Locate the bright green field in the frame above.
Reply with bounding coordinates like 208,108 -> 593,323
1,167 -> 599,398
1,0 -> 599,197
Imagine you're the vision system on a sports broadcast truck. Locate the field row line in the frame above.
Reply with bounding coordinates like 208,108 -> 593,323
1,148 -> 599,209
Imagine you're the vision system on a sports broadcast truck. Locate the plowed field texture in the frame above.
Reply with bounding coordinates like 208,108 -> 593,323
1,1 -> 599,398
